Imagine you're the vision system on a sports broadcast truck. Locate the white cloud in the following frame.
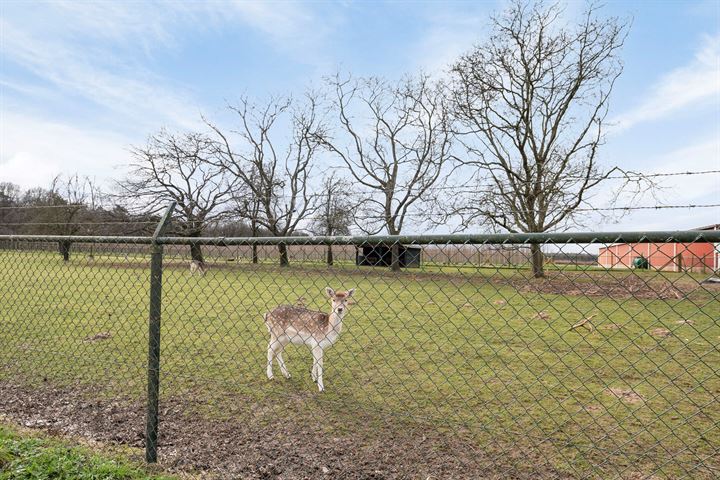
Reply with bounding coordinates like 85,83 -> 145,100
48,0 -> 335,67
596,137 -> 720,231
612,33 -> 720,131
0,152 -> 60,191
38,0 -> 179,51
229,1 -> 325,48
0,18 -> 202,134
644,139 -> 720,203
0,1 -> 337,137
412,11 -> 487,75
0,112 -> 132,190
0,0 -> 341,200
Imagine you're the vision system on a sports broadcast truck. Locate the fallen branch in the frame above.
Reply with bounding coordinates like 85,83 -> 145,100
570,315 -> 596,331
84,332 -> 112,342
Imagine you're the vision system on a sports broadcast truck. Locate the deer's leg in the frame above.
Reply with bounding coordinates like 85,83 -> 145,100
276,342 -> 291,379
267,337 -> 279,380
310,345 -> 318,382
312,345 -> 324,392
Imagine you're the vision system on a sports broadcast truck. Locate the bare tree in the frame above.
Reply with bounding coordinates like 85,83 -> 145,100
207,94 -> 324,267
321,73 -> 453,271
117,130 -> 234,264
449,1 -> 629,277
233,168 -> 263,264
20,175 -> 94,261
1,180 -> 153,243
311,172 -> 354,266
82,177 -> 104,259
0,182 -> 21,235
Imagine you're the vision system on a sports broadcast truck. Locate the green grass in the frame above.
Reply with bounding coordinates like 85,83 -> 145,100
0,424 -> 173,479
0,249 -> 718,478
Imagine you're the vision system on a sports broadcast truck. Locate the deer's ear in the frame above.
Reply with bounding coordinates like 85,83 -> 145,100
346,288 -> 355,298
325,287 -> 335,298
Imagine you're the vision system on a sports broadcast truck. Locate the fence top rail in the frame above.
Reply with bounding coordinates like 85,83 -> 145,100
0,230 -> 718,245
0,235 -> 155,244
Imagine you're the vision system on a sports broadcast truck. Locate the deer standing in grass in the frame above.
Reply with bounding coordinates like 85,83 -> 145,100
264,287 -> 355,392
189,260 -> 207,275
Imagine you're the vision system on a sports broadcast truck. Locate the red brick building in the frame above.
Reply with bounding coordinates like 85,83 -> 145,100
598,224 -> 719,273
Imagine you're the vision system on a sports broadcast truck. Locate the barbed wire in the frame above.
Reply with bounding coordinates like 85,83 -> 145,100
0,221 -> 158,227
221,167 -> 720,200
1,169 -> 718,208
367,169 -> 720,194
1,202 -> 716,230
612,169 -> 720,179
303,203 -> 720,222
574,203 -> 720,212
0,204 -> 90,210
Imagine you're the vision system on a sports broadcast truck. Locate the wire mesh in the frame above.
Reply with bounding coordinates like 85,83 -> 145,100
0,229 -> 718,479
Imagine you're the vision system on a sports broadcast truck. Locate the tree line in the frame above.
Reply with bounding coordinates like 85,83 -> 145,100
2,2 -> 636,277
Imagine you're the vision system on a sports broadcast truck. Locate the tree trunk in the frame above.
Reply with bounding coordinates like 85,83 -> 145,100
390,243 -> 401,272
530,243 -> 544,278
58,240 -> 71,262
326,245 -> 334,266
190,242 -> 204,264
278,243 -> 289,267
251,223 -> 259,264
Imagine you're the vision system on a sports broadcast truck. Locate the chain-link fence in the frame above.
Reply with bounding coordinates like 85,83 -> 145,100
1,217 -> 718,478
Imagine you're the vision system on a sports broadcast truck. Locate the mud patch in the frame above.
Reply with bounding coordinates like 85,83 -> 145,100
650,328 -> 672,338
606,388 -> 644,404
0,381 -> 568,479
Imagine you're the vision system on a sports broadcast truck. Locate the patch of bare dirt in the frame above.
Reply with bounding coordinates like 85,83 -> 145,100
0,381 -> 569,479
84,332 -> 112,342
606,388 -> 644,404
515,274 -> 689,300
626,473 -> 662,480
650,328 -> 672,338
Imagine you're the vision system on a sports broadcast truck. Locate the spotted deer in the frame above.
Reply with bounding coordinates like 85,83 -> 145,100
264,287 -> 355,392
189,260 -> 207,275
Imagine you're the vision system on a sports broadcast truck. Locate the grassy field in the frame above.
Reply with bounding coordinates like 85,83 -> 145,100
0,249 -> 718,478
0,423 -> 174,479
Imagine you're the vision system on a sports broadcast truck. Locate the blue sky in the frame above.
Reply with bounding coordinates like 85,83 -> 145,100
0,0 -> 718,233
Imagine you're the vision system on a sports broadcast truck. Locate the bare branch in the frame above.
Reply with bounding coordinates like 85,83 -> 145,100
448,0 -> 634,277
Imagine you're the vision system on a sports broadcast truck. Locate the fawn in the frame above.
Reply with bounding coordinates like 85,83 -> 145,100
189,260 -> 207,275
264,287 -> 355,392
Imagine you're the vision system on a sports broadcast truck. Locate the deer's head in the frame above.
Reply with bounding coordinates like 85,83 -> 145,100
325,287 -> 355,317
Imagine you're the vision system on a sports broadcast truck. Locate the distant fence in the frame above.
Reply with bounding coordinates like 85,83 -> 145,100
0,238 -> 537,267
0,213 -> 718,478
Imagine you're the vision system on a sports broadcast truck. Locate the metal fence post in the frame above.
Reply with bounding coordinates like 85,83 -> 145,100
145,201 -> 175,463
